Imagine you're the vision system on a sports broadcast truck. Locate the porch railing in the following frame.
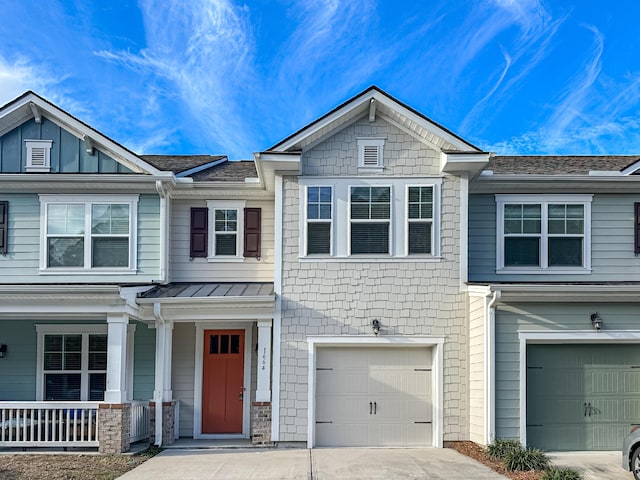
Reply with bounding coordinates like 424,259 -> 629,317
0,402 -> 99,447
130,400 -> 150,443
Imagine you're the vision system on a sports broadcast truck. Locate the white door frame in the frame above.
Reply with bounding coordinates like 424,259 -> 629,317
307,335 -> 445,448
194,322 -> 253,439
518,329 -> 640,447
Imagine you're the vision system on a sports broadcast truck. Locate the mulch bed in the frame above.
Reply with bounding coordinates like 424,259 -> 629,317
448,441 -> 542,480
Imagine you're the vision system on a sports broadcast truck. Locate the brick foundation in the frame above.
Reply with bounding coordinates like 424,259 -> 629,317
251,402 -> 272,445
98,403 -> 131,454
149,401 -> 175,446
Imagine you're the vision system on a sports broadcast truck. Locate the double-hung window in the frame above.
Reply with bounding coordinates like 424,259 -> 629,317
306,186 -> 332,255
39,195 -> 138,272
497,195 -> 592,273
350,186 -> 391,254
407,186 -> 434,255
206,201 -> 245,260
37,326 -> 108,401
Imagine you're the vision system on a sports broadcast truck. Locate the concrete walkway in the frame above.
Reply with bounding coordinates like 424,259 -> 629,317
117,447 -> 509,480
549,451 -> 632,480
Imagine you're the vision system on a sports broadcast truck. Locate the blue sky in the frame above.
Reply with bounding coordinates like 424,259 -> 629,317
1,0 -> 640,159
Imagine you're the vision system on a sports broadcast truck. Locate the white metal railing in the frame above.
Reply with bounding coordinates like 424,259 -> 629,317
0,402 -> 99,447
130,400 -> 150,443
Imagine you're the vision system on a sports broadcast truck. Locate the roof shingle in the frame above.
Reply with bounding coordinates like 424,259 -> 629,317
487,155 -> 640,175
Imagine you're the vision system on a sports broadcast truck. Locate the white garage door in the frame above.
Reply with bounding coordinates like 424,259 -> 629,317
315,346 -> 433,447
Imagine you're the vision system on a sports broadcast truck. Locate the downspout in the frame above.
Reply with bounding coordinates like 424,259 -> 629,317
153,302 -> 165,446
485,289 -> 500,444
155,181 -> 168,283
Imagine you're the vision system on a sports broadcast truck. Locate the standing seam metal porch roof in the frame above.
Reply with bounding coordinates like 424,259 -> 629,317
138,282 -> 274,301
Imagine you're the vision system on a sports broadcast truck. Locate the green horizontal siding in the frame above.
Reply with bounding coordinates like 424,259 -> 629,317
469,193 -> 640,282
0,193 -> 161,282
494,302 -> 640,442
0,118 -> 132,173
133,321 -> 155,401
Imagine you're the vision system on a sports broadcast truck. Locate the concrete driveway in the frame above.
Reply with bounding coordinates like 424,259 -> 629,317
549,451 -> 633,480
116,447 -> 508,480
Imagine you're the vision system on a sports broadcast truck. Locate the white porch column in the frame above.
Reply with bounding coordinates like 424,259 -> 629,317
153,318 -> 174,402
104,314 -> 129,403
256,319 -> 272,402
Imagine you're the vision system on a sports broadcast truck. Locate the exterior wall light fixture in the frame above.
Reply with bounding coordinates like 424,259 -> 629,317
372,319 -> 381,335
590,313 -> 603,331
0,344 -> 7,358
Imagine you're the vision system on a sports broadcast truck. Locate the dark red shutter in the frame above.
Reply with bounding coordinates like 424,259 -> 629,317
190,207 -> 208,258
244,208 -> 261,258
0,201 -> 7,255
635,203 -> 640,255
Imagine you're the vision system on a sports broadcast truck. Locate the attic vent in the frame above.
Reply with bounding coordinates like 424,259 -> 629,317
357,138 -> 385,171
25,140 -> 52,172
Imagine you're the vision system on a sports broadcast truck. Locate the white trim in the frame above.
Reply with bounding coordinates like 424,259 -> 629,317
193,322 -> 253,440
24,139 -> 52,172
459,174 -> 468,288
298,177 -> 443,259
306,335 -> 445,448
35,324 -> 109,401
301,185 -> 334,256
348,184 -> 392,256
517,329 -> 640,447
404,183 -> 440,257
496,194 -> 592,274
206,200 -> 246,261
357,137 -> 385,170
272,175 -> 283,442
38,194 -> 139,273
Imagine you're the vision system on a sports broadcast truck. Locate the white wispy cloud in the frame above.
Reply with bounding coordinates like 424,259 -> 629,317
96,0 -> 256,157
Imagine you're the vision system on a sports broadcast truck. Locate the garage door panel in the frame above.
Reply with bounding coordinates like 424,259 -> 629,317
527,344 -> 640,451
315,347 -> 433,447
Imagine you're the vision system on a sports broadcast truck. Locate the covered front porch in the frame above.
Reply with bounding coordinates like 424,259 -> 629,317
136,282 -> 275,447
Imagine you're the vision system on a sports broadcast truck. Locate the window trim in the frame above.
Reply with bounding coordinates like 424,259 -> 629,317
496,194 -> 593,274
38,194 -> 139,274
206,200 -> 246,262
404,184 -> 440,257
348,184 -> 392,256
303,185 -> 333,256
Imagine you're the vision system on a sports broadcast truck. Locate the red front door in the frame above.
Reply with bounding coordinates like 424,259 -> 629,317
202,329 -> 245,433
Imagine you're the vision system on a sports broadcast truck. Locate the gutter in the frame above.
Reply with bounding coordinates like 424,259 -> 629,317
155,181 -> 169,283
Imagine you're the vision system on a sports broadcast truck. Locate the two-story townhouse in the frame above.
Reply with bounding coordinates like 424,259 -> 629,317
259,87 -> 489,448
0,92 -> 277,452
467,155 -> 640,451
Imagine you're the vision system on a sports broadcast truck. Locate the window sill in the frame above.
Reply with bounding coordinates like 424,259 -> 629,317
39,268 -> 137,275
207,256 -> 246,263
357,167 -> 384,173
299,255 -> 444,263
496,267 -> 592,275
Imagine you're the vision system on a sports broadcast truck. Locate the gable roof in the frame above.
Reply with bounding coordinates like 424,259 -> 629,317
487,155 -> 640,175
141,154 -> 226,175
267,85 -> 480,153
0,91 -> 172,177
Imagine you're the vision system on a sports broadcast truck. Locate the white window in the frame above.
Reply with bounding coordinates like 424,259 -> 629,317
349,186 -> 391,254
357,138 -> 385,170
36,325 -> 107,401
39,195 -> 138,273
305,186 -> 332,255
25,139 -> 52,172
206,200 -> 245,261
407,186 -> 434,255
496,195 -> 592,273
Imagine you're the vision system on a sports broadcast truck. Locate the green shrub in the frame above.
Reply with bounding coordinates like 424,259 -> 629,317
542,466 -> 583,480
486,439 -> 523,460
504,447 -> 550,471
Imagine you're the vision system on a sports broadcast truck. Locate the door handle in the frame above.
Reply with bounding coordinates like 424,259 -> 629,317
239,388 -> 244,401
374,401 -> 377,415
584,402 -> 588,417
369,402 -> 372,415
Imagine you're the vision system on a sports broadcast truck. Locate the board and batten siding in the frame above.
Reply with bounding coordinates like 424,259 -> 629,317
0,193 -> 161,283
469,193 -> 640,282
169,199 -> 274,282
494,302 -> 640,441
278,115 -> 469,442
468,294 -> 486,444
0,118 -> 130,173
